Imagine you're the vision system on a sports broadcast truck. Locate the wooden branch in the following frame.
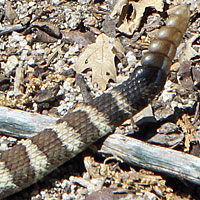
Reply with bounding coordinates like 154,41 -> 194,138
0,106 -> 57,138
0,106 -> 200,185
101,134 -> 200,185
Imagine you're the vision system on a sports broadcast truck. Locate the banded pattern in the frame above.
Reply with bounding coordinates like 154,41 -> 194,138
0,4 -> 190,199
141,4 -> 190,74
0,66 -> 167,198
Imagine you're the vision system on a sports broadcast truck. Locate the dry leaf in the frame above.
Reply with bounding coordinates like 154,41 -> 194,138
110,0 -> 135,35
75,33 -> 125,90
180,34 -> 199,62
177,61 -> 194,91
131,0 -> 163,23
192,67 -> 200,87
110,0 -> 129,18
62,30 -> 95,47
111,0 -> 163,35
5,0 -> 18,24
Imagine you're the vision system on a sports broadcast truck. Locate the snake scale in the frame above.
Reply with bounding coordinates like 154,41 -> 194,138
0,5 -> 190,198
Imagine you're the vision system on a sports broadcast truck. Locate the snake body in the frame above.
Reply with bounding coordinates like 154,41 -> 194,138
0,5 -> 190,198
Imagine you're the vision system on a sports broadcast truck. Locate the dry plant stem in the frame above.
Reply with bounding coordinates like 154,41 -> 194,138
14,66 -> 25,96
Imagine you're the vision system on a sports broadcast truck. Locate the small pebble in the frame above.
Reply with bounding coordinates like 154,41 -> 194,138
51,0 -> 61,5
78,0 -> 92,5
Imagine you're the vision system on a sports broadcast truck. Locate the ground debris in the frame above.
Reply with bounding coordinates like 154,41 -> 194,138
0,0 -> 199,199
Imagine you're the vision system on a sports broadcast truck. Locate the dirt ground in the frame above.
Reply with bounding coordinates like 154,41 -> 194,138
0,0 -> 200,199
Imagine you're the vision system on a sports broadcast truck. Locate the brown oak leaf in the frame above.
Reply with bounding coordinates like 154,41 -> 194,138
75,33 -> 125,90
111,0 -> 163,35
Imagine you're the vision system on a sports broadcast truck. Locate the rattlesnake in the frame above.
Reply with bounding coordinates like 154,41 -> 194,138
0,4 -> 190,199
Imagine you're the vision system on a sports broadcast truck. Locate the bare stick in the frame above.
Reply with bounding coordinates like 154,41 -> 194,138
0,106 -> 57,138
101,133 -> 200,185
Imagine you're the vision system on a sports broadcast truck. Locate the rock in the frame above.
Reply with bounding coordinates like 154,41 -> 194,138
11,31 -> 25,42
126,51 -> 137,66
51,0 -> 61,5
192,67 -> 200,88
148,132 -> 184,146
0,75 -> 10,91
154,104 -> 175,121
148,122 -> 183,146
78,0 -> 92,5
157,122 -> 180,134
0,0 -> 5,5
160,89 -> 176,102
28,1 -> 36,7
27,57 -> 35,66
2,55 -> 18,74
133,105 -> 156,125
